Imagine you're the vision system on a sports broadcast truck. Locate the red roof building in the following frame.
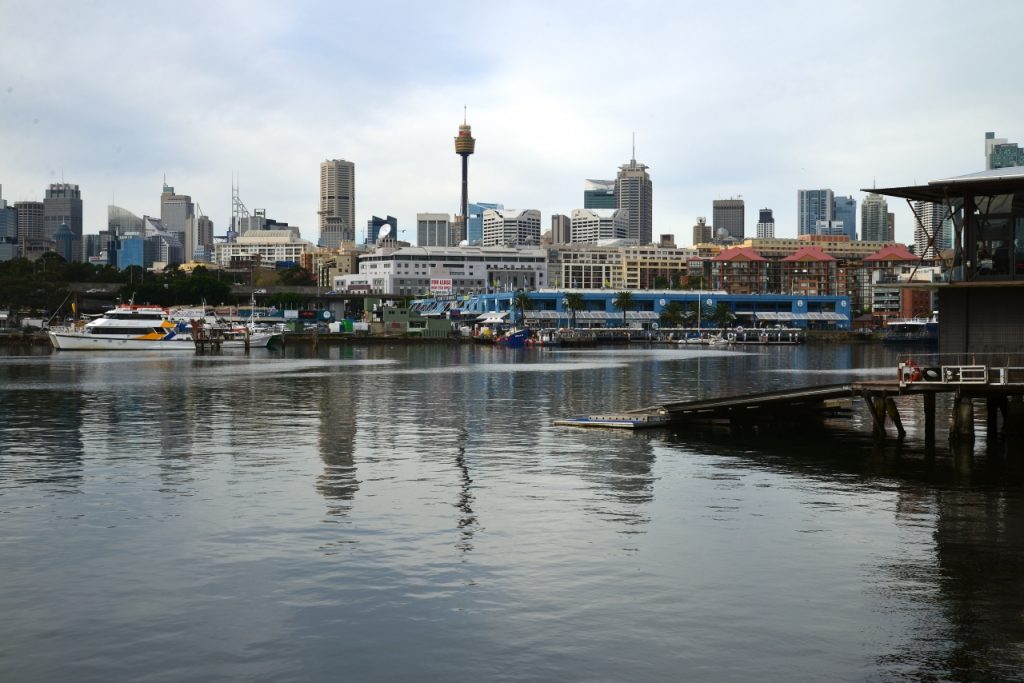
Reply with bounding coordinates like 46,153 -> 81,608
710,247 -> 769,294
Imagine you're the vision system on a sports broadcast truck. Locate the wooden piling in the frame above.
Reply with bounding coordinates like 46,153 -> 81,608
923,392 -> 936,448
884,397 -> 906,439
950,392 -> 975,442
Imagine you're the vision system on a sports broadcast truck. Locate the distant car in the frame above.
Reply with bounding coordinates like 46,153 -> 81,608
85,288 -> 103,293
326,290 -> 338,296
253,288 -> 267,294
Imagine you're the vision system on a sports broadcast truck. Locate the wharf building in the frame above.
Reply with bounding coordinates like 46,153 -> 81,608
337,244 -> 548,297
756,208 -> 775,239
584,179 -> 616,209
482,209 -> 541,247
712,199 -> 745,240
319,159 -> 355,249
456,290 -> 851,331
615,157 -> 653,244
43,183 -> 83,262
569,208 -> 628,243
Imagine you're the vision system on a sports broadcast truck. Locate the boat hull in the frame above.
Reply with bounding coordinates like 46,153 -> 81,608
48,331 -> 197,351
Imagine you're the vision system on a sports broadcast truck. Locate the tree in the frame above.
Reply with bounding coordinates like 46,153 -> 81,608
659,300 -> 685,328
512,291 -> 532,327
278,265 -> 315,286
706,302 -> 735,327
563,292 -> 584,329
613,290 -> 634,329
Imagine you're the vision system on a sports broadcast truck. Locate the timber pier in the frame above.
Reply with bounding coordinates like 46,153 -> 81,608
557,361 -> 1024,447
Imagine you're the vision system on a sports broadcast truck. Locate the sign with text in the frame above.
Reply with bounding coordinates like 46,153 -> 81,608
430,278 -> 453,295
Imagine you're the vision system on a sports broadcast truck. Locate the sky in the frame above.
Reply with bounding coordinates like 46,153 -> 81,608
1,0 -> 1023,248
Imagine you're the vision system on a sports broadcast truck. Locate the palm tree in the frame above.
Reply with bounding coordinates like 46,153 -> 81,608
563,292 -> 584,329
512,291 -> 532,327
613,290 -> 634,329
659,300 -> 684,328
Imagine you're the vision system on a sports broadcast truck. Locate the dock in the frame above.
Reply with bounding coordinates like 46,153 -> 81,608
557,360 -> 1024,447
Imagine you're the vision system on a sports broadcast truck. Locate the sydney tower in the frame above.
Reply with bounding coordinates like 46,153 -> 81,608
454,112 -> 476,242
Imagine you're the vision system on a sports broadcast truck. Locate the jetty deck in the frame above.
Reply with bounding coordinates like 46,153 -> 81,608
558,371 -> 1024,446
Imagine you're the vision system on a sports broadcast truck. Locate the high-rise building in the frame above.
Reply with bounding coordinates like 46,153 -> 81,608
0,186 -> 16,244
569,208 -> 628,244
861,193 -> 889,242
798,189 -> 834,236
319,159 -> 355,249
833,195 -> 857,240
195,215 -> 214,261
551,214 -> 571,244
887,213 -> 895,242
54,223 -> 75,262
584,179 -> 616,209
756,208 -> 775,239
713,199 -> 745,240
15,200 -> 44,257
367,215 -> 398,245
43,183 -> 83,261
692,217 -> 711,244
482,209 -> 541,247
467,202 -> 502,245
108,205 -> 144,237
815,220 -> 846,237
912,201 -> 951,259
615,153 -> 653,244
160,181 -> 195,263
986,131 -> 1024,170
417,213 -> 451,247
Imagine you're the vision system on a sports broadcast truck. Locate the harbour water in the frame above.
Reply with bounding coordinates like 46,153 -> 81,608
2,344 -> 1023,681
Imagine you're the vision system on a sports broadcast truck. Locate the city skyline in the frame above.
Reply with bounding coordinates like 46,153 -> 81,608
1,1 -> 1022,249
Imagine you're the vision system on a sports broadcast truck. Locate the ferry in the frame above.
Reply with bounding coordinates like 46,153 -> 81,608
882,317 -> 939,345
48,305 -> 196,351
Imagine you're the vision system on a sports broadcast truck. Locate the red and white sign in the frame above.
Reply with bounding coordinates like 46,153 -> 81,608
430,278 -> 453,295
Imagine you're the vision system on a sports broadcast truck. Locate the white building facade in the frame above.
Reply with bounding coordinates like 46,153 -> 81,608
482,209 -> 541,247
569,208 -> 628,243
214,230 -> 315,267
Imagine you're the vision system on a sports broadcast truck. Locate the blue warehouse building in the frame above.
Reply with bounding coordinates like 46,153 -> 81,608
416,290 -> 851,330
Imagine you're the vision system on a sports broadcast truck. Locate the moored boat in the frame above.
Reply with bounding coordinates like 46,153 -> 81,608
48,305 -> 196,351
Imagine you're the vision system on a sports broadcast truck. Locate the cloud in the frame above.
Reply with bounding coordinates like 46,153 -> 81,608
1,0 -> 1023,246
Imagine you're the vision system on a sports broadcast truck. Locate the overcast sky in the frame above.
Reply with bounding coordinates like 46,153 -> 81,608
1,0 -> 1022,248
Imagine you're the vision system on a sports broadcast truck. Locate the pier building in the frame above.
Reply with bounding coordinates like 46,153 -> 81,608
451,290 -> 851,331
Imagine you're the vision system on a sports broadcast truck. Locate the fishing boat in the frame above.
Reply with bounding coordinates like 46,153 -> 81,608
219,323 -> 276,349
48,305 -> 196,351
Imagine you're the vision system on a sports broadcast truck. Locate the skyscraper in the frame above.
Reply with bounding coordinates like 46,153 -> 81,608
467,202 -> 503,245
712,199 -> 745,240
319,159 -> 355,248
417,213 -> 451,247
986,131 -> 1024,170
833,195 -> 857,240
692,217 -> 711,245
160,181 -> 195,263
756,208 -> 775,239
798,189 -> 834,236
366,215 -> 398,245
482,209 -> 541,247
912,201 -> 950,259
15,201 -> 44,257
861,193 -> 889,242
615,149 -> 653,244
584,179 -> 616,209
43,183 -> 83,261
0,186 -> 16,245
551,214 -> 571,244
569,208 -> 628,243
